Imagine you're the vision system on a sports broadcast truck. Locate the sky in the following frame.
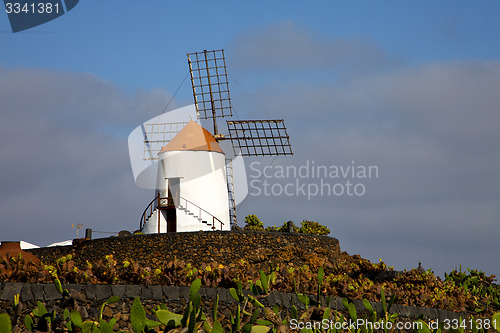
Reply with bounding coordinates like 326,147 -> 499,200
1,1 -> 500,278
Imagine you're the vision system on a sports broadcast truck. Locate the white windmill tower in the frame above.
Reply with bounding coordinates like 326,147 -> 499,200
141,120 -> 230,233
138,49 -> 293,233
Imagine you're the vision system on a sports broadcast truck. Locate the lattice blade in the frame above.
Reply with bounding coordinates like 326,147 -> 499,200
187,49 -> 232,119
226,120 -> 293,156
143,121 -> 189,160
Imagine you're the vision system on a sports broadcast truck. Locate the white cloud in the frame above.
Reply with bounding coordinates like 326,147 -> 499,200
0,66 -> 172,245
229,21 -> 403,78
232,29 -> 500,277
2,25 -> 499,279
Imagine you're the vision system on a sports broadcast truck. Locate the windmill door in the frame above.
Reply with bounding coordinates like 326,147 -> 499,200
166,178 -> 180,233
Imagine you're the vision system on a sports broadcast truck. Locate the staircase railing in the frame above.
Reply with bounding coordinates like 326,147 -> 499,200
177,196 -> 224,231
139,195 -> 158,231
139,194 -> 224,231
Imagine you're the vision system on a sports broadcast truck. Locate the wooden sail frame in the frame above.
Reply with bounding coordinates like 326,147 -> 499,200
226,119 -> 293,156
187,49 -> 233,124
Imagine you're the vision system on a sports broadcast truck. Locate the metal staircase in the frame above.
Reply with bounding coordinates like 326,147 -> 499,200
140,194 -> 224,232
226,158 -> 237,228
178,205 -> 209,225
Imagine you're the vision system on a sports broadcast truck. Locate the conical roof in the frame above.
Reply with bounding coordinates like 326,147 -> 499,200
160,120 -> 224,154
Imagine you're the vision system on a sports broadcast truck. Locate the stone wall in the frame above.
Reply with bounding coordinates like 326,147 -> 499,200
0,282 -> 466,332
2,233 -> 471,331
26,231 -> 343,271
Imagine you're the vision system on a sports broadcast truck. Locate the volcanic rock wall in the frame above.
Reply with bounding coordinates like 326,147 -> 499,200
27,231 -> 343,270
0,282 -> 465,332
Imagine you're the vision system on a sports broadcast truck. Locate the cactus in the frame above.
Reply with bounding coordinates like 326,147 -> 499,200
130,297 -> 146,333
95,296 -> 121,331
67,296 -> 129,333
5,262 -> 500,332
0,313 -> 12,333
379,286 -> 398,332
69,310 -> 83,329
187,278 -> 204,332
494,312 -> 500,333
249,270 -> 274,296
99,296 -> 120,321
317,266 -> 324,306
202,293 -> 224,333
213,293 -> 219,320
24,301 -> 55,332
62,309 -> 71,331
230,280 -> 245,302
363,298 -> 377,323
156,309 -> 183,328
128,297 -> 161,333
155,278 -> 205,332
342,298 -> 357,322
291,304 -> 299,320
260,270 -> 269,294
232,304 -> 241,331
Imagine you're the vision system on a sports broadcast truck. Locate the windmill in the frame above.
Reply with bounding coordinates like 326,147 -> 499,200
138,49 -> 292,233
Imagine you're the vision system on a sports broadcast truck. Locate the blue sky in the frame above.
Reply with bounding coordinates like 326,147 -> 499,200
2,1 -> 500,91
1,1 -> 500,278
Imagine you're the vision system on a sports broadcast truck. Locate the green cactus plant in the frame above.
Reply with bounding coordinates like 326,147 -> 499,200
0,313 -> 12,333
24,300 -> 55,332
129,297 -> 160,333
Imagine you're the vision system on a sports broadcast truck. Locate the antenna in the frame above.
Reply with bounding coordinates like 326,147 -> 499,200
72,223 -> 84,238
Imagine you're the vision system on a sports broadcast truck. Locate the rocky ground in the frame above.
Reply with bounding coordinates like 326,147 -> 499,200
27,231 -> 347,273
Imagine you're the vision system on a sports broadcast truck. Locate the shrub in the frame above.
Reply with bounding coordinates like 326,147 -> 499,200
265,225 -> 279,232
278,221 -> 298,233
244,214 -> 264,231
298,220 -> 330,235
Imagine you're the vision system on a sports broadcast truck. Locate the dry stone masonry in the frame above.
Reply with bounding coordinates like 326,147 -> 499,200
26,231 -> 342,271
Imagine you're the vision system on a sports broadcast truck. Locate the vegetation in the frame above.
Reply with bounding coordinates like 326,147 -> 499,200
444,267 -> 500,314
1,253 -> 500,316
298,220 -> 330,236
243,214 -> 264,231
245,215 -> 330,236
1,233 -> 499,332
1,266 -> 499,332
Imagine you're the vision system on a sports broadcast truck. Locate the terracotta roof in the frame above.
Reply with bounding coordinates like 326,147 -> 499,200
159,120 -> 224,154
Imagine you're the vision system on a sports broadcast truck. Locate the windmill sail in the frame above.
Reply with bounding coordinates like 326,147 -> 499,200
142,121 -> 190,160
187,49 -> 233,120
128,104 -> 198,189
226,119 -> 293,156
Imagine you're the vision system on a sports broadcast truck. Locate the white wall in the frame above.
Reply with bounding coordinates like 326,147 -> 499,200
161,150 -> 230,231
144,149 -> 230,233
142,209 -> 168,234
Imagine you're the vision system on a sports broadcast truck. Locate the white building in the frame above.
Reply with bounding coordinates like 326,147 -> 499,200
141,120 -> 230,233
